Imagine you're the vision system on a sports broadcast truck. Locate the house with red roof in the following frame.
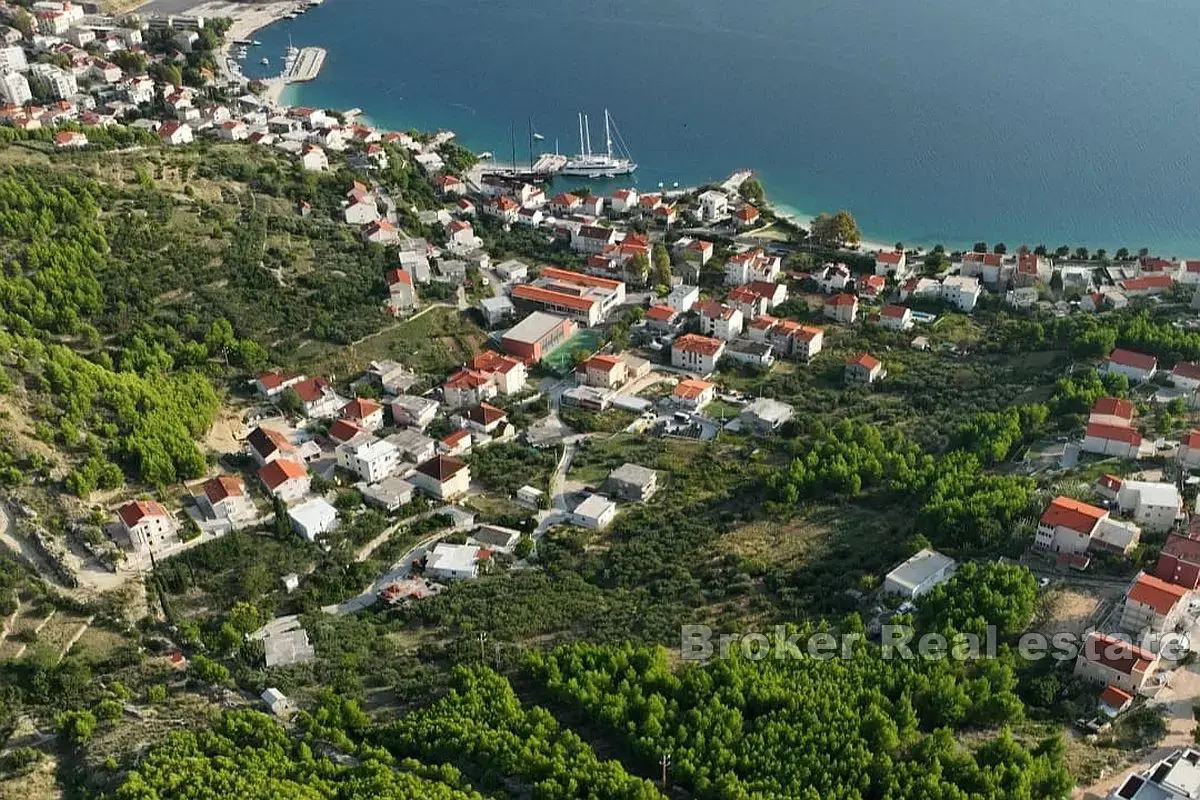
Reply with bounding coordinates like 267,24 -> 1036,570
1082,421 -> 1143,459
1118,273 -> 1173,297
458,402 -> 508,436
879,304 -> 913,332
1178,429 -> 1200,471
385,268 -> 419,316
116,500 -> 178,553
246,426 -> 297,467
53,130 -> 87,148
1154,528 -> 1200,589
645,304 -> 682,332
1171,362 -> 1200,392
1102,348 -> 1158,383
550,192 -> 581,216
671,333 -> 726,374
1088,396 -> 1135,427
726,285 -> 770,319
672,378 -> 715,410
443,369 -> 498,409
1180,260 -> 1200,285
576,354 -> 628,389
823,292 -> 858,324
772,321 -> 824,361
725,248 -> 782,285
698,302 -> 744,341
1120,572 -> 1190,635
410,455 -> 471,500
327,417 -> 366,445
362,219 -> 400,245
196,475 -> 254,526
433,173 -> 465,196
961,251 -> 1006,284
678,238 -> 714,267
845,353 -> 885,385
445,219 -> 477,252
858,274 -> 887,298
873,249 -> 908,278
733,205 -> 760,229
257,458 -> 310,504
340,397 -> 385,431
1015,253 -> 1051,287
291,377 -> 343,419
254,371 -> 305,398
469,350 -> 527,395
609,187 -> 639,215
1097,684 -> 1133,717
439,428 -> 472,457
1074,631 -> 1159,694
1035,495 -> 1141,556
158,120 -> 192,146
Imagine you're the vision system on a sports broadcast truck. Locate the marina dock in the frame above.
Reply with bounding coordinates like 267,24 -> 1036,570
481,153 -> 568,180
282,46 -> 325,83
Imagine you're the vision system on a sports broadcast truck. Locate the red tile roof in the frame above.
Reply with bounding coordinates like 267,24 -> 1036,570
470,350 -> 523,375
1163,532 -> 1200,563
826,293 -> 857,306
415,454 -> 467,481
1099,684 -> 1133,709
1040,496 -> 1106,535
734,206 -> 760,221
292,377 -> 330,403
1186,429 -> 1200,450
385,268 -> 413,286
202,476 -> 244,504
247,426 -> 294,457
1173,362 -> 1200,381
964,252 -> 1003,266
1092,397 -> 1134,420
1106,348 -> 1158,371
876,251 -> 903,264
327,417 -> 365,443
673,334 -> 724,356
441,428 -> 470,447
881,304 -> 909,318
1097,473 -> 1123,494
673,378 -> 714,400
1127,573 -> 1189,616
463,402 -> 507,425
539,266 -> 623,290
1120,274 -> 1173,291
645,304 -> 678,322
579,354 -> 622,373
340,398 -> 382,421
1086,421 -> 1142,445
847,353 -> 881,370
1082,632 -> 1155,676
447,219 -> 471,234
512,283 -> 597,312
118,500 -> 168,528
445,369 -> 491,390
257,458 -> 307,490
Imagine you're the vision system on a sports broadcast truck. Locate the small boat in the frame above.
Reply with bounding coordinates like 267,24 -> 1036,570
252,40 -> 262,46
260,57 -> 269,65
479,151 -> 493,159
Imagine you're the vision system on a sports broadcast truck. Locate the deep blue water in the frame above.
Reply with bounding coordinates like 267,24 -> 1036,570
244,0 -> 1200,253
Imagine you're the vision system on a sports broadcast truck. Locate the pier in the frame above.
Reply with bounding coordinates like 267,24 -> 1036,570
480,153 -> 568,181
282,46 -> 325,83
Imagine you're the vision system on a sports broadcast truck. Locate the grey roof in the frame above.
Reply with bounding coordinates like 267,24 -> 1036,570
504,311 -> 570,345
727,339 -> 773,356
885,549 -> 956,593
359,475 -> 415,508
608,463 -> 657,488
387,428 -> 436,458
741,397 -> 794,425
480,295 -> 515,314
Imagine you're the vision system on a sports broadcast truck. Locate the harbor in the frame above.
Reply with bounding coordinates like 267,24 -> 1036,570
282,45 -> 326,83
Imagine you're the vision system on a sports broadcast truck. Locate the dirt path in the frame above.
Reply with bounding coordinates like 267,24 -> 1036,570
57,615 -> 95,663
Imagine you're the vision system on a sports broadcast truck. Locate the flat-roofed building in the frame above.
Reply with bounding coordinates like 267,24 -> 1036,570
883,548 -> 957,599
501,311 -> 577,363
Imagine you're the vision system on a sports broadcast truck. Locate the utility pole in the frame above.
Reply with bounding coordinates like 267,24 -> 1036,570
478,630 -> 488,662
659,752 -> 670,791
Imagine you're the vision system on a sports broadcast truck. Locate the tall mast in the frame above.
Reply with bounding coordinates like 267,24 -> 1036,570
577,112 -> 584,157
584,114 -> 592,157
605,109 -> 612,159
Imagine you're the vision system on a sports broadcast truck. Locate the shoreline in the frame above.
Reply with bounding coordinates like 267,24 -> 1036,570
200,5 -> 1176,260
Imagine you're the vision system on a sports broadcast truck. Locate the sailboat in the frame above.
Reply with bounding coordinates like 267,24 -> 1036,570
560,109 -> 636,177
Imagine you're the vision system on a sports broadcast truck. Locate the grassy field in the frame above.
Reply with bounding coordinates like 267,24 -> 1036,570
296,306 -> 487,378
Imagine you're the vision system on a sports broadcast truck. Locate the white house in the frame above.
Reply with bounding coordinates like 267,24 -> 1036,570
1179,430 -> 1200,471
337,436 -> 401,483
1102,349 -> 1158,384
609,188 -> 639,215
879,304 -> 913,331
340,397 -> 385,431
410,455 -> 471,500
1120,572 -> 1189,637
1171,362 -> 1200,392
572,494 -> 617,529
158,120 -> 193,146
1073,632 -> 1159,694
672,378 -> 715,410
725,248 -> 781,285
1083,422 -> 1142,459
197,476 -> 255,525
940,275 -> 981,312
823,293 -> 858,323
671,334 -> 726,374
426,543 -> 484,580
666,284 -> 700,312
874,250 -> 908,278
697,189 -> 729,222
1112,479 -> 1183,534
1035,495 -> 1141,556
117,500 -> 178,553
390,394 -> 439,428
246,426 -> 297,466
257,458 -> 310,504
698,302 -> 744,341
883,548 -> 956,599
300,145 -> 328,171
288,497 -> 338,542
344,199 -> 379,225
845,353 -> 885,385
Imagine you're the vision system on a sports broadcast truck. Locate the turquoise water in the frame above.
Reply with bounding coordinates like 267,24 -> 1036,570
245,0 -> 1200,253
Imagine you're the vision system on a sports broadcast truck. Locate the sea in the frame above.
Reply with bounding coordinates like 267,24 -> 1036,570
242,0 -> 1200,254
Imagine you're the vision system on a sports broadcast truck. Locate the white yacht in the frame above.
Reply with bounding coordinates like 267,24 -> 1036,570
560,109 -> 636,177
